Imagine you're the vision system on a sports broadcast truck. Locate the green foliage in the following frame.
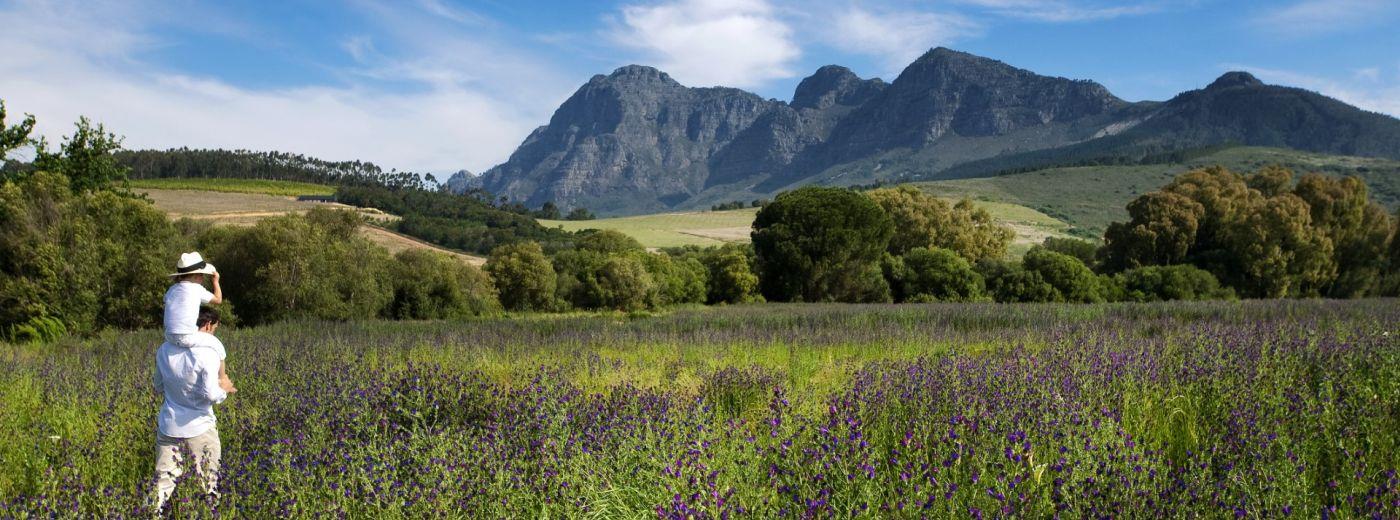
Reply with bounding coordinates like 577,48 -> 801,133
1041,237 -> 1100,270
387,249 -> 500,320
637,252 -> 707,306
199,208 -> 394,325
551,250 -> 659,311
865,185 -> 1013,260
0,171 -> 182,337
752,187 -> 893,302
593,255 -> 654,312
699,245 -> 760,304
576,229 -> 645,255
126,177 -> 335,197
1022,247 -> 1103,303
1115,265 -> 1235,302
976,259 -> 1057,303
883,248 -> 984,302
338,184 -> 573,255
485,242 -> 558,312
1101,165 -> 1396,298
33,117 -> 129,194
1100,192 -> 1202,271
566,207 -> 596,220
0,100 -> 36,167
116,147 -> 427,190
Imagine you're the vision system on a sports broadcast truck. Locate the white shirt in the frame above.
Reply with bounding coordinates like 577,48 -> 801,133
153,338 -> 227,438
163,282 -> 214,335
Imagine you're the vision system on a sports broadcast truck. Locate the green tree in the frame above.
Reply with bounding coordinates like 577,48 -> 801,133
203,208 -> 394,324
1292,173 -> 1393,297
752,186 -> 893,302
884,248 -> 983,302
566,207 -> 595,220
1116,265 -> 1234,302
576,229 -> 644,255
33,117 -> 129,194
1023,247 -> 1103,303
1100,192 -> 1203,271
593,255 -> 654,311
865,185 -> 1013,261
637,252 -> 707,306
1220,194 -> 1335,298
0,100 -> 36,167
0,171 -> 181,337
701,245 -> 759,304
977,259 -> 1057,303
1041,237 -> 1100,270
485,241 -> 558,311
387,249 -> 500,319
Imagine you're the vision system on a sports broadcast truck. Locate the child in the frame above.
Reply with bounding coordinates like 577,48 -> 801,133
165,252 -> 235,393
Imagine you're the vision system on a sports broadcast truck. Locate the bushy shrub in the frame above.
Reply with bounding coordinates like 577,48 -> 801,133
201,207 -> 394,325
1022,247 -> 1103,303
865,185 -> 1014,261
978,259 -> 1058,303
1041,237 -> 1100,270
485,241 -> 558,312
637,252 -> 707,306
1116,264 -> 1235,302
0,170 -> 182,337
576,229 -> 644,255
387,249 -> 500,319
699,245 -> 759,304
884,248 -> 983,302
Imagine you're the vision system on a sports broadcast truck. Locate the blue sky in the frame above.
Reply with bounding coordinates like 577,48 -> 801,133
2,0 -> 1398,174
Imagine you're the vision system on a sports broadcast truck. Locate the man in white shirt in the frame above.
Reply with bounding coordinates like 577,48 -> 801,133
152,308 -> 235,511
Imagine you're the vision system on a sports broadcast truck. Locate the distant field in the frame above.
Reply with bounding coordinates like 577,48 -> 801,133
914,146 -> 1400,235
128,177 -> 336,197
138,188 -> 485,265
542,200 -> 1072,255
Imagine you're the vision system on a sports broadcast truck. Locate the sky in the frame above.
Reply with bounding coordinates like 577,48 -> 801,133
1,0 -> 1398,175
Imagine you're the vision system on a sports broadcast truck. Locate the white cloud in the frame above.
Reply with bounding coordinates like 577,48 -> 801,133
610,0 -> 801,88
1254,0 -> 1400,36
1228,65 -> 1400,117
955,0 -> 1161,22
0,0 -> 573,174
829,6 -> 981,75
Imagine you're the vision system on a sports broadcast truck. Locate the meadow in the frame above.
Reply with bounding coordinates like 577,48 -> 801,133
127,178 -> 337,197
542,202 -> 1070,254
1,300 -> 1397,518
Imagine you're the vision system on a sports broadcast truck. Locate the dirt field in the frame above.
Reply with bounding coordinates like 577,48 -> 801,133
140,189 -> 485,266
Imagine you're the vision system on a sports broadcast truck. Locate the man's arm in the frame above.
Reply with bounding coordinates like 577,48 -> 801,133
208,272 -> 223,305
199,353 -> 229,405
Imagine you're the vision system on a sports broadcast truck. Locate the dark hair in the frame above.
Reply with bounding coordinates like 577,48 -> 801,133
196,307 -> 221,328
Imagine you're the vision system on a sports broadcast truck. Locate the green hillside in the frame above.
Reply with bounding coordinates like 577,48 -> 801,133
540,200 -> 1072,255
914,146 -> 1400,236
127,177 -> 336,197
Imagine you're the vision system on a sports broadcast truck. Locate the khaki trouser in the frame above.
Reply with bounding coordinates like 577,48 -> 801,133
152,427 -> 221,510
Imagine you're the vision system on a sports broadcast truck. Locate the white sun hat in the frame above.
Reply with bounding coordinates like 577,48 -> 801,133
168,252 -> 218,277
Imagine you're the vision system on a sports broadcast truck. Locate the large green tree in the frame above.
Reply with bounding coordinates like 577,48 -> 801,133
485,241 -> 558,312
865,185 -> 1013,261
752,187 -> 893,302
883,247 -> 984,302
1100,192 -> 1203,271
386,249 -> 500,319
1292,173 -> 1393,297
33,117 -> 129,194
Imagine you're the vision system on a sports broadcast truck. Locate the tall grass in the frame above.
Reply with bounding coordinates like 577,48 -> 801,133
0,301 -> 1395,517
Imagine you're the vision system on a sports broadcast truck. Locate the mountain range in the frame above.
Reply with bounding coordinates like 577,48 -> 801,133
454,48 -> 1400,215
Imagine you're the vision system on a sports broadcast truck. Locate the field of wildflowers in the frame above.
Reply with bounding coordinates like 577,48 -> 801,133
1,301 -> 1396,518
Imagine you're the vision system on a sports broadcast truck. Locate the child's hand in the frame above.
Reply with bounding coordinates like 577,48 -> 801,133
219,376 -> 237,394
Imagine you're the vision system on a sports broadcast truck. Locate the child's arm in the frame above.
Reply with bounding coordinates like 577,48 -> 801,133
208,272 -> 224,305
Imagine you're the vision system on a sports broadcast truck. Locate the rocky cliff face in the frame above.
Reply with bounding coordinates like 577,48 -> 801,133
470,49 -> 1400,215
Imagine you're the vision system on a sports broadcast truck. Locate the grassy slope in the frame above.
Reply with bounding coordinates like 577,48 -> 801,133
138,188 -> 485,265
541,201 -> 1072,255
127,177 -> 336,197
913,146 -> 1400,236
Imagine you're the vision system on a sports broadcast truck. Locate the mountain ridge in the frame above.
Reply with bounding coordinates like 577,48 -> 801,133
458,48 -> 1400,215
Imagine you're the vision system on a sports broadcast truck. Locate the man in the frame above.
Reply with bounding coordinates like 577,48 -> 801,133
152,308 -> 235,511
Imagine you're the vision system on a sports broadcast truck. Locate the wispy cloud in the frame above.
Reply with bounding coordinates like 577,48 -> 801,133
0,0 -> 572,173
1253,0 -> 1400,37
955,0 -> 1163,22
1225,64 -> 1400,117
609,0 -> 801,88
827,6 -> 981,76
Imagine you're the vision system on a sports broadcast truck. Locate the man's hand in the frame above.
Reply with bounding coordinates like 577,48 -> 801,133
219,376 -> 237,394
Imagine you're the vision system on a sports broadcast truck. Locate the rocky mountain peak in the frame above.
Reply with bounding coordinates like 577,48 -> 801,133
1207,71 -> 1264,90
791,65 -> 886,110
